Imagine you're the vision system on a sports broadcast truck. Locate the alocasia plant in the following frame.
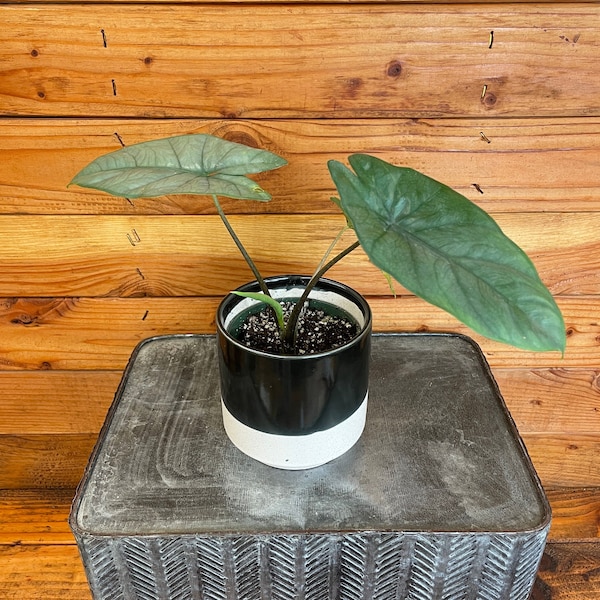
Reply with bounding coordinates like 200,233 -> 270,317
70,133 -> 566,354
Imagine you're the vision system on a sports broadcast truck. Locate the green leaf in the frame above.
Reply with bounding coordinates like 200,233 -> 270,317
231,291 -> 286,334
328,154 -> 566,353
69,134 -> 287,201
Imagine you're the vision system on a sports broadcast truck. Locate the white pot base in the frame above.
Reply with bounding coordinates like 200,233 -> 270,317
221,394 -> 368,470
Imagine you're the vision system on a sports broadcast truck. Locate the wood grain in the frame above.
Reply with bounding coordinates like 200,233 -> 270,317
2,367 -> 598,436
0,432 -> 597,489
1,5 -> 598,118
523,434 -> 600,487
496,369 -> 600,435
0,489 -> 76,545
1,0 -> 599,594
0,545 -> 91,599
546,488 -> 600,541
11,0 -> 600,4
0,434 -> 96,489
2,117 -> 600,215
534,543 -> 600,599
0,297 -> 220,371
0,213 -> 596,296
0,371 -> 119,434
0,295 -> 595,370
369,296 -> 598,369
1,487 -> 597,546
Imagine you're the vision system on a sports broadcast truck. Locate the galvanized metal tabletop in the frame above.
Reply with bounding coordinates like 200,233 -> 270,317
71,333 -> 550,599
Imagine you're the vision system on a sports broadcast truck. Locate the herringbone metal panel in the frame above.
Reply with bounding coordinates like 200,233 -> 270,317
80,538 -> 124,600
78,529 -> 547,600
509,532 -> 550,600
440,536 -> 480,599
195,537 -> 233,600
158,538 -> 198,600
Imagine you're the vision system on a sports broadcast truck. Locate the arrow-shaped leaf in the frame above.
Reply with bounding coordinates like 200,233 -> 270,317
70,134 -> 287,201
328,154 -> 566,352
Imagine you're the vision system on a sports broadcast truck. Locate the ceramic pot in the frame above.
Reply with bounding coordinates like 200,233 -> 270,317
216,275 -> 372,470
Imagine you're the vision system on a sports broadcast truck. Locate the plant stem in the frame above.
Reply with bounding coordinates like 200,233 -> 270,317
315,225 -> 350,274
212,195 -> 271,297
283,240 -> 361,348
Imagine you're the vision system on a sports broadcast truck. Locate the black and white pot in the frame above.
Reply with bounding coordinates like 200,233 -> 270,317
216,275 -> 372,470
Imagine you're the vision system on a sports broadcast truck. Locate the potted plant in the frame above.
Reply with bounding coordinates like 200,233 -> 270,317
70,133 -> 565,469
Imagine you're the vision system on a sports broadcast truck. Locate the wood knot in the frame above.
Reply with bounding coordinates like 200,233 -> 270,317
11,314 -> 38,326
386,60 -> 402,78
342,77 -> 363,99
221,110 -> 242,119
222,131 -> 259,148
482,92 -> 497,107
346,77 -> 362,91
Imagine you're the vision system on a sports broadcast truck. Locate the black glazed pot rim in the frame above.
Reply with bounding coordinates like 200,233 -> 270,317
216,275 -> 373,361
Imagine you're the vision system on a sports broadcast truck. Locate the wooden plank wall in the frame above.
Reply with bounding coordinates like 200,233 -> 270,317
1,1 -> 599,597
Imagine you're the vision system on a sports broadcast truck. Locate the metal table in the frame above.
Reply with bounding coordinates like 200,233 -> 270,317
70,333 -> 550,599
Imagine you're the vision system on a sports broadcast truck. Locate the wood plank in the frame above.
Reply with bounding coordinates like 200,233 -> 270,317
1,368 -> 598,436
523,434 -> 600,488
369,297 -> 598,370
3,117 -> 600,215
0,434 -> 96,489
0,296 -> 595,370
0,545 -> 91,600
0,371 -> 119,435
496,369 -> 600,436
0,542 -> 598,599
11,0 -> 600,4
0,489 -> 76,546
0,297 -> 220,371
546,488 -> 600,541
534,542 -> 600,599
1,5 -> 598,118
0,431 -> 597,489
0,212 -> 597,297
1,487 -> 597,546
369,296 -> 598,369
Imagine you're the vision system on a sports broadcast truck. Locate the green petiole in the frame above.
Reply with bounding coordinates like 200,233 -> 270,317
232,291 -> 286,334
